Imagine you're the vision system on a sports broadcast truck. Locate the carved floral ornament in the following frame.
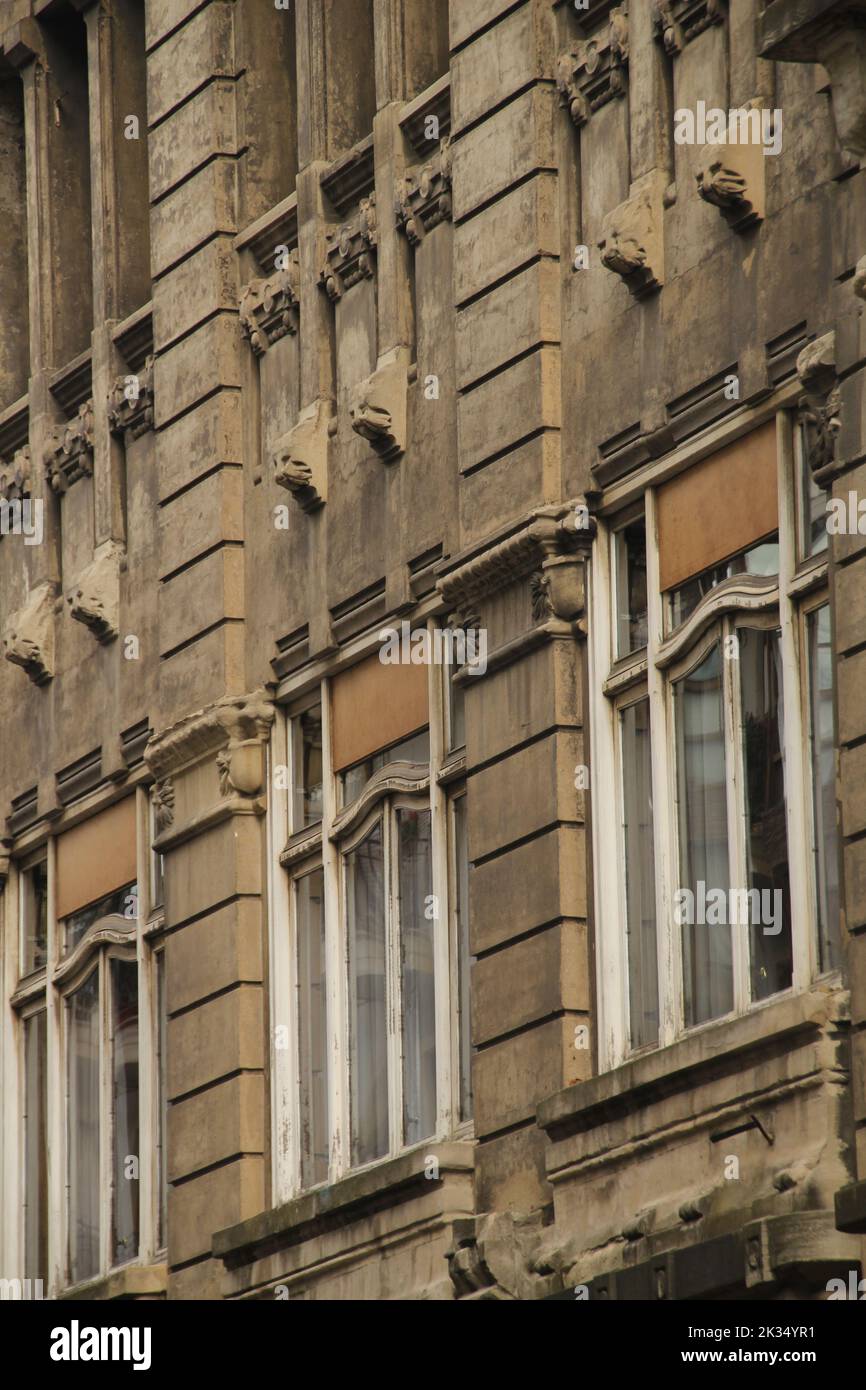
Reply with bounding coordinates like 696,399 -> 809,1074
796,331 -> 842,483
239,252 -> 300,355
45,401 -> 95,494
151,779 -> 175,834
321,196 -> 378,300
653,0 -> 727,56
108,357 -> 155,440
556,5 -> 629,127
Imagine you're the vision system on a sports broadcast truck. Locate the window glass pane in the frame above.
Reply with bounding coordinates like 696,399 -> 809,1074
739,629 -> 792,1000
621,700 -> 659,1048
447,660 -> 465,751
341,728 -> 430,805
675,645 -> 733,1026
297,869 -> 329,1187
668,538 -> 779,632
801,453 -> 828,558
453,797 -> 472,1121
151,803 -> 165,912
24,1010 -> 48,1284
294,704 -> 323,829
809,605 -> 840,971
21,861 -> 48,975
111,958 -> 139,1266
156,951 -> 167,1250
398,809 -> 436,1146
65,881 -> 137,951
616,518 -> 648,655
347,822 -> 388,1166
67,969 -> 100,1284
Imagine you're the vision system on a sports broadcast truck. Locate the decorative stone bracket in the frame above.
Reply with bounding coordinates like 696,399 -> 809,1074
239,252 -> 300,355
447,1213 -> 561,1301
66,540 -> 124,644
758,0 -> 866,161
796,331 -> 841,484
145,690 -> 275,823
0,446 -> 31,502
321,196 -> 377,301
2,581 -> 57,685
556,5 -> 629,127
45,400 -> 95,493
108,357 -> 155,441
695,116 -> 765,232
151,779 -> 175,834
653,0 -> 727,56
349,346 -> 410,463
598,170 -> 665,298
397,141 -> 453,244
273,396 -> 331,511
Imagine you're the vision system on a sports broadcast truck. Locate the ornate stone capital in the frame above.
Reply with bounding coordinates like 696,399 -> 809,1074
397,142 -> 453,244
349,347 -> 410,463
653,0 -> 726,56
273,397 -> 330,511
145,689 -> 275,783
66,540 -> 124,644
797,332 -> 842,482
321,196 -> 378,301
239,254 -> 300,355
695,123 -> 765,232
598,171 -> 665,298
556,6 -> 629,127
2,581 -> 56,685
108,357 -> 155,441
45,401 -> 95,493
0,446 -> 31,502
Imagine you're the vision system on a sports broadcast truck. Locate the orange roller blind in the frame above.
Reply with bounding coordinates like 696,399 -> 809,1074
56,797 -> 138,920
331,651 -> 429,772
657,420 -> 778,593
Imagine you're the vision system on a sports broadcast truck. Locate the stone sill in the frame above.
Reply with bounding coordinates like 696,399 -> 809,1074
213,1140 -> 475,1268
537,987 -> 848,1139
58,1262 -> 168,1301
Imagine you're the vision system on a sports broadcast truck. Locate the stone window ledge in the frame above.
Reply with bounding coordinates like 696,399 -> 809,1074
538,987 -> 848,1139
58,1262 -> 167,1301
213,1141 -> 475,1268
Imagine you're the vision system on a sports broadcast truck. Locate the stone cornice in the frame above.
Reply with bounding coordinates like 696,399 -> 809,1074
144,689 -> 275,781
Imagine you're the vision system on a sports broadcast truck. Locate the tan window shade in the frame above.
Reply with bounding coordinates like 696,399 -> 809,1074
331,651 -> 428,772
657,420 -> 778,593
56,797 -> 138,920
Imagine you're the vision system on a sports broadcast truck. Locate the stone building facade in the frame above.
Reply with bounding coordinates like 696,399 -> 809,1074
0,0 -> 865,1302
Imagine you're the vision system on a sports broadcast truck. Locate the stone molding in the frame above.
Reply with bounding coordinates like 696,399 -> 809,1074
45,401 -> 95,493
598,171 -> 665,298
320,197 -> 378,301
272,396 -> 331,510
66,540 -> 124,644
145,689 -> 275,783
2,581 -> 57,685
397,142 -> 453,244
556,5 -> 629,127
653,0 -> 727,56
108,357 -> 155,441
239,254 -> 300,355
349,346 -> 410,462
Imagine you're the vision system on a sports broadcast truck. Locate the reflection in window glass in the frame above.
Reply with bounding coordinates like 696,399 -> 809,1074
341,728 -> 430,805
24,1010 -> 48,1284
294,705 -> 323,828
809,606 -> 839,972
22,861 -> 48,976
399,810 -> 436,1146
297,869 -> 329,1187
668,538 -> 779,631
156,952 -> 167,1250
739,629 -> 792,1000
111,958 -> 139,1266
67,970 -> 100,1284
447,659 -> 465,751
347,823 -> 388,1166
453,797 -> 472,1122
675,645 -> 733,1026
65,882 -> 137,951
801,454 -> 828,558
616,518 -> 648,655
621,700 -> 658,1048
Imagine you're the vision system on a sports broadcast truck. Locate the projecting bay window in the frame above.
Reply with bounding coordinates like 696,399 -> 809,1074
593,413 -> 839,1068
271,631 -> 472,1202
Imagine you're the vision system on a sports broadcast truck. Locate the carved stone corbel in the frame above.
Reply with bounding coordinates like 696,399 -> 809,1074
349,347 -> 410,463
796,332 -> 841,483
108,357 -> 155,441
45,401 -> 95,493
758,1 -> 866,161
66,540 -> 124,644
653,0 -> 726,57
239,253 -> 300,355
556,5 -> 629,127
2,581 -> 57,685
447,1214 -> 561,1302
695,120 -> 765,231
151,779 -> 175,834
214,692 -> 275,800
397,142 -> 453,244
321,197 -> 378,301
0,446 -> 31,502
598,171 -> 665,298
272,397 -> 331,511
